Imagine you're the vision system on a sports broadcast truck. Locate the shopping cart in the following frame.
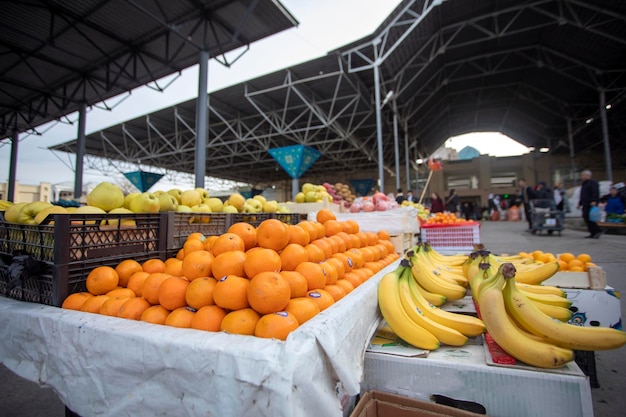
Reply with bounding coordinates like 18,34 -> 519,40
529,199 -> 564,236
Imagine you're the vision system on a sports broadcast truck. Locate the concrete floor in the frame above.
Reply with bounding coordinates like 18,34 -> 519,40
0,219 -> 624,417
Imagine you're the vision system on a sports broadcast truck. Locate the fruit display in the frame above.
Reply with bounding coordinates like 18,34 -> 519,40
422,211 -> 470,225
377,245 -> 626,368
61,210 -> 400,341
516,250 -> 596,272
400,200 -> 430,221
293,182 -> 356,209
348,192 -> 400,213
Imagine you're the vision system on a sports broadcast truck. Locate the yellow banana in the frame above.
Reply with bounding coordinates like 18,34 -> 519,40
422,243 -> 467,266
411,277 -> 447,306
377,267 -> 440,350
517,282 -> 566,297
478,264 -> 574,368
520,290 -> 572,309
410,250 -> 467,301
407,270 -> 485,337
398,270 -> 468,346
533,302 -> 573,322
420,245 -> 469,285
463,249 -> 491,279
514,261 -> 560,284
503,275 -> 626,351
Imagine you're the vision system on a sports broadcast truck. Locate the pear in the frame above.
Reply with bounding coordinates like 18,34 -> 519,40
87,182 -> 124,211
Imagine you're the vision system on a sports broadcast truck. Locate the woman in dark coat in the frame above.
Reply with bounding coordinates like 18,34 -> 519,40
445,189 -> 459,213
430,192 -> 445,213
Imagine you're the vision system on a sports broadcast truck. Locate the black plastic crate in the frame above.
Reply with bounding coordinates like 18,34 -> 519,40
0,212 -> 166,306
574,350 -> 599,388
165,212 -> 230,252
272,213 -> 308,225
227,213 -> 273,228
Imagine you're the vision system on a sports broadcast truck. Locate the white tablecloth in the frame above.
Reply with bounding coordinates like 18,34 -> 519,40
0,262 -> 397,417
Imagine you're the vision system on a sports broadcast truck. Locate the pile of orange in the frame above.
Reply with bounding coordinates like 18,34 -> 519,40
62,209 -> 400,341
424,212 -> 468,225
517,250 -> 595,272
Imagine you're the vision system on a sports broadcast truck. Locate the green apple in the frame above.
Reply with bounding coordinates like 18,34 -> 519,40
262,200 -> 278,213
277,205 -> 291,214
245,198 -> 263,212
158,193 -> 179,212
227,193 -> 246,211
195,188 -> 210,200
181,190 -> 202,207
190,203 -> 212,213
153,190 -> 165,197
129,192 -> 160,213
176,205 -> 193,213
17,201 -> 53,224
34,205 -> 67,225
205,197 -> 224,213
253,195 -> 267,204
3,202 -> 29,223
72,205 -> 107,224
295,192 -> 306,203
302,183 -> 316,194
304,191 -> 319,202
123,192 -> 140,209
101,207 -> 136,229
222,205 -> 238,213
87,181 -> 125,211
167,189 -> 183,203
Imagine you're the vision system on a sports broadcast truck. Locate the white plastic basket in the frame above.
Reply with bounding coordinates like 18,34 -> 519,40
420,222 -> 480,253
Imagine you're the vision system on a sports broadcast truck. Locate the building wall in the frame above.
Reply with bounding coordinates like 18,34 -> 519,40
0,182 -> 52,203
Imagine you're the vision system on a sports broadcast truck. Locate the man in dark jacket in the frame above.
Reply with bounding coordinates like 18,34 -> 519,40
518,178 -> 536,231
577,170 -> 601,238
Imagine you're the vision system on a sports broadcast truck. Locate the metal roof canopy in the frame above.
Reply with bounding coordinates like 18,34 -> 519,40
50,0 -> 626,192
1,0 -> 297,198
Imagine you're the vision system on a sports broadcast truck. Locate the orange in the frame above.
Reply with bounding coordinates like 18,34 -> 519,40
227,222 -> 258,251
379,241 -> 394,255
360,247 -> 376,262
316,209 -> 337,224
287,224 -> 310,246
568,259 -> 584,269
61,292 -> 93,310
557,259 -> 569,271
220,308 -> 260,335
320,261 -> 338,285
323,236 -> 339,254
140,305 -> 171,325
323,284 -> 347,301
365,232 -> 379,246
158,276 -> 190,311
165,307 -> 196,328
577,253 -> 592,263
247,271 -> 291,314
243,248 -> 281,278
311,238 -> 333,259
323,220 -> 343,237
211,233 -> 246,257
279,243 -> 309,271
127,271 -> 150,297
279,271 -> 309,298
364,261 -> 383,273
213,275 -> 250,310
329,235 -> 347,253
531,250 -> 544,260
183,238 -> 205,255
181,250 -> 214,280
212,250 -> 247,278
377,230 -> 390,240
86,266 -> 119,295
324,257 -> 346,278
284,297 -> 320,324
191,305 -> 227,331
142,272 -> 172,305
186,232 -> 206,242
306,289 -> 335,311
348,234 -> 361,249
332,253 -> 353,273
305,243 -> 326,263
142,258 -> 166,274
256,219 -> 290,251
203,235 -> 219,252
254,312 -> 299,340
342,272 -> 363,288
558,253 -> 575,263
185,277 -> 217,309
80,295 -> 110,313
100,296 -> 130,316
347,248 -> 365,268
118,297 -> 151,320
295,262 -> 327,290
344,219 -> 360,234
335,232 -> 352,250
336,279 -> 355,294
569,266 -> 584,272
313,222 -> 326,241
296,221 -> 317,242
353,267 -> 373,282
176,248 -> 185,261
105,287 -> 136,299
115,259 -> 143,287
164,258 -> 184,277
356,232 -> 370,248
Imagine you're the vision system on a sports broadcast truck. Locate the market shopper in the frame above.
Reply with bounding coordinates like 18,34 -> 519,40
600,186 -> 625,216
430,192 -> 445,213
577,170 -> 602,239
518,178 -> 536,231
395,188 -> 406,204
445,189 -> 459,214
553,181 -> 566,212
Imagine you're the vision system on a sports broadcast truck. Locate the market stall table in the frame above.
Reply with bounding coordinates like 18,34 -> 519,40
0,262 -> 397,417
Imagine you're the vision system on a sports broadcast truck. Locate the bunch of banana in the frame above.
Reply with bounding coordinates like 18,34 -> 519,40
475,263 -> 574,368
503,271 -> 626,351
408,245 -> 468,301
486,252 -> 560,284
376,261 -> 486,350
0,199 -> 14,210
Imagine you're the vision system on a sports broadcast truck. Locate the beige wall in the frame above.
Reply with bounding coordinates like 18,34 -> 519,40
0,182 -> 52,203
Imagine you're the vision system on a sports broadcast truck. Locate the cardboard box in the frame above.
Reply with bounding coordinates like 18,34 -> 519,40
543,266 -> 606,289
564,286 -> 622,329
351,391 -> 488,417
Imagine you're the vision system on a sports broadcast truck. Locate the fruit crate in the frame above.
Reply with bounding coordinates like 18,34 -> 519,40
165,212 -> 230,253
272,213 -> 308,225
420,222 -> 481,253
0,212 -> 166,306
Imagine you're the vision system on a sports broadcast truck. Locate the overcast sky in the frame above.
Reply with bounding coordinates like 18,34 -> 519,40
0,0 -> 527,191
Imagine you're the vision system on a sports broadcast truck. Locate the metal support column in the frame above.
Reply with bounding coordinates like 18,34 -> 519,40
373,65 -> 385,193
292,178 -> 299,201
7,129 -> 18,201
599,90 -> 612,183
195,50 -> 209,189
74,103 -> 87,199
392,100 -> 400,191
567,118 -> 576,184
404,119 -> 410,193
